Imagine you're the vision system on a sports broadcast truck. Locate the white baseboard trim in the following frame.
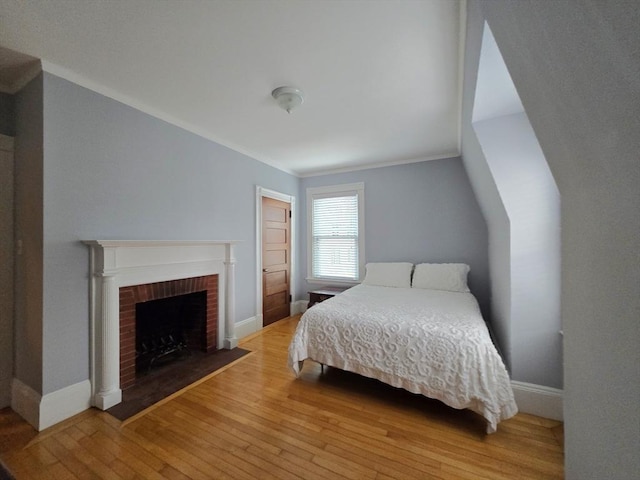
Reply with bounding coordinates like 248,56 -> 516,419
511,380 -> 563,421
236,305 -> 305,340
40,380 -> 92,430
292,300 -> 307,315
235,315 -> 261,340
12,378 -> 92,431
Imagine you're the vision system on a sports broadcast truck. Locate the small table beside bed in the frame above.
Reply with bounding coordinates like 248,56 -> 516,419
288,262 -> 517,434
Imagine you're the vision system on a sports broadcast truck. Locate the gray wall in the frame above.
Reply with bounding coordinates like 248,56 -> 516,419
476,1 -> 640,478
298,158 -> 491,318
473,112 -> 562,388
0,92 -> 15,136
462,1 -> 562,391
14,74 -> 44,394
460,8 -> 512,373
40,72 -> 298,395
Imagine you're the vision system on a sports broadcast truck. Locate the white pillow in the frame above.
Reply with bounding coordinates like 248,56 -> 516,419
362,262 -> 413,288
411,263 -> 470,292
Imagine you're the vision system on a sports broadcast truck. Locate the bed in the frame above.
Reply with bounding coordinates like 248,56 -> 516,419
288,262 -> 518,433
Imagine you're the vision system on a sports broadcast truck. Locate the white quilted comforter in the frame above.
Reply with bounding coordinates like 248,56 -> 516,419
288,284 -> 517,433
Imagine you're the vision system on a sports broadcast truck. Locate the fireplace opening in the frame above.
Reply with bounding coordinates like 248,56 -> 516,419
119,274 -> 219,390
135,291 -> 206,374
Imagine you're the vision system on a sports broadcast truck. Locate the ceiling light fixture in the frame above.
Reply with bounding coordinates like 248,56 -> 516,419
271,86 -> 304,114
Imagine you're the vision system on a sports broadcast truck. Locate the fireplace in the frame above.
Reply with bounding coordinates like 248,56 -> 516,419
84,240 -> 239,410
119,275 -> 218,389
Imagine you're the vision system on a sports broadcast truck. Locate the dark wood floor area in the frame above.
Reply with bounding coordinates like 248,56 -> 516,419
0,315 -> 564,479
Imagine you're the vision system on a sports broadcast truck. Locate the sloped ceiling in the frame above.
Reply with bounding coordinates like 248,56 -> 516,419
0,0 -> 463,176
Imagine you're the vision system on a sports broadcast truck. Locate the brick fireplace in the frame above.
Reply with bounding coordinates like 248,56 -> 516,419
84,240 -> 239,410
119,275 -> 219,389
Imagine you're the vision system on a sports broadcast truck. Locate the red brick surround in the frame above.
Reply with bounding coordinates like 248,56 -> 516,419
119,275 -> 219,389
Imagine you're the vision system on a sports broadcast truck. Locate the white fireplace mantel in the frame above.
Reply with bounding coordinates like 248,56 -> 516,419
84,240 -> 240,410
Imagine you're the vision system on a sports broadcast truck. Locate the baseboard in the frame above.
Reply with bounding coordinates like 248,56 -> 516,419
511,380 -> 563,421
40,380 -> 92,430
292,300 -> 307,315
235,315 -> 261,340
237,305 -> 305,340
12,378 -> 92,431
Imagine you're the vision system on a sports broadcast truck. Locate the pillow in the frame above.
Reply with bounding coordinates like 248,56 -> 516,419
362,262 -> 413,288
411,263 -> 470,292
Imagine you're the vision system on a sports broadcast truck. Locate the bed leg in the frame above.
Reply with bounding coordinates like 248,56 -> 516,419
321,363 -> 324,374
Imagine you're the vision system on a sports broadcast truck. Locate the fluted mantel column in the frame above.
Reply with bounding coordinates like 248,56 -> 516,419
94,274 -> 122,409
224,244 -> 238,349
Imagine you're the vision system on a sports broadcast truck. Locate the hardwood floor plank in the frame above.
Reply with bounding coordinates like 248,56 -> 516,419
317,422 -> 442,475
0,315 -> 564,479
323,442 -> 426,480
278,449 -> 346,480
4,450 -> 51,480
171,397 -> 314,461
44,461 -> 78,480
181,390 -> 329,454
40,432 -> 109,480
142,412 -> 270,480
24,441 -> 58,467
163,407 -> 253,452
181,385 -> 381,479
311,453 -> 376,480
158,464 -> 192,480
235,444 -> 304,480
130,422 -> 223,480
83,415 -> 169,476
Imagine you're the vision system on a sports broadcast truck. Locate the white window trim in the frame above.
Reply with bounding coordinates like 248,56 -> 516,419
306,182 -> 365,285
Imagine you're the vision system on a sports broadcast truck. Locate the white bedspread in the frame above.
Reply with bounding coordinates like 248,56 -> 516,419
288,284 -> 517,433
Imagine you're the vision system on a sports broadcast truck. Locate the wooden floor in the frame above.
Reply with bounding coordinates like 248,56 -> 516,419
0,315 -> 564,479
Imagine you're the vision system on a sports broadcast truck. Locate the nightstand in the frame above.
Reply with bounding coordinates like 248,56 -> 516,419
307,286 -> 350,308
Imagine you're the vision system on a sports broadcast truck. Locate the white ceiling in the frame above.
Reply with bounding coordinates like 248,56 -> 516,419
0,0 -> 463,177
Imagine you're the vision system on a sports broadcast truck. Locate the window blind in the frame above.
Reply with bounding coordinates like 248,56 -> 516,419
311,193 -> 359,280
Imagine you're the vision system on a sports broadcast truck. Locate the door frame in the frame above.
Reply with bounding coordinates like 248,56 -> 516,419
256,186 -> 296,328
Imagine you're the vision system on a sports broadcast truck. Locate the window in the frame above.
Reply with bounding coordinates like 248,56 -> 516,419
307,183 -> 364,283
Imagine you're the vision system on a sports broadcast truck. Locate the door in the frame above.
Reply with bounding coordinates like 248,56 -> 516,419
262,197 -> 291,326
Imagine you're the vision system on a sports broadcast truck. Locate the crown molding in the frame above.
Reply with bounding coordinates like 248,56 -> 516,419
298,152 -> 461,178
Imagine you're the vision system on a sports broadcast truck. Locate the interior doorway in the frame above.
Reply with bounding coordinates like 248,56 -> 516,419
261,197 -> 291,326
256,187 -> 295,329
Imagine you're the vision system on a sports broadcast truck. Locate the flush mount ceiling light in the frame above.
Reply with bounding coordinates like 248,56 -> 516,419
271,86 -> 304,114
